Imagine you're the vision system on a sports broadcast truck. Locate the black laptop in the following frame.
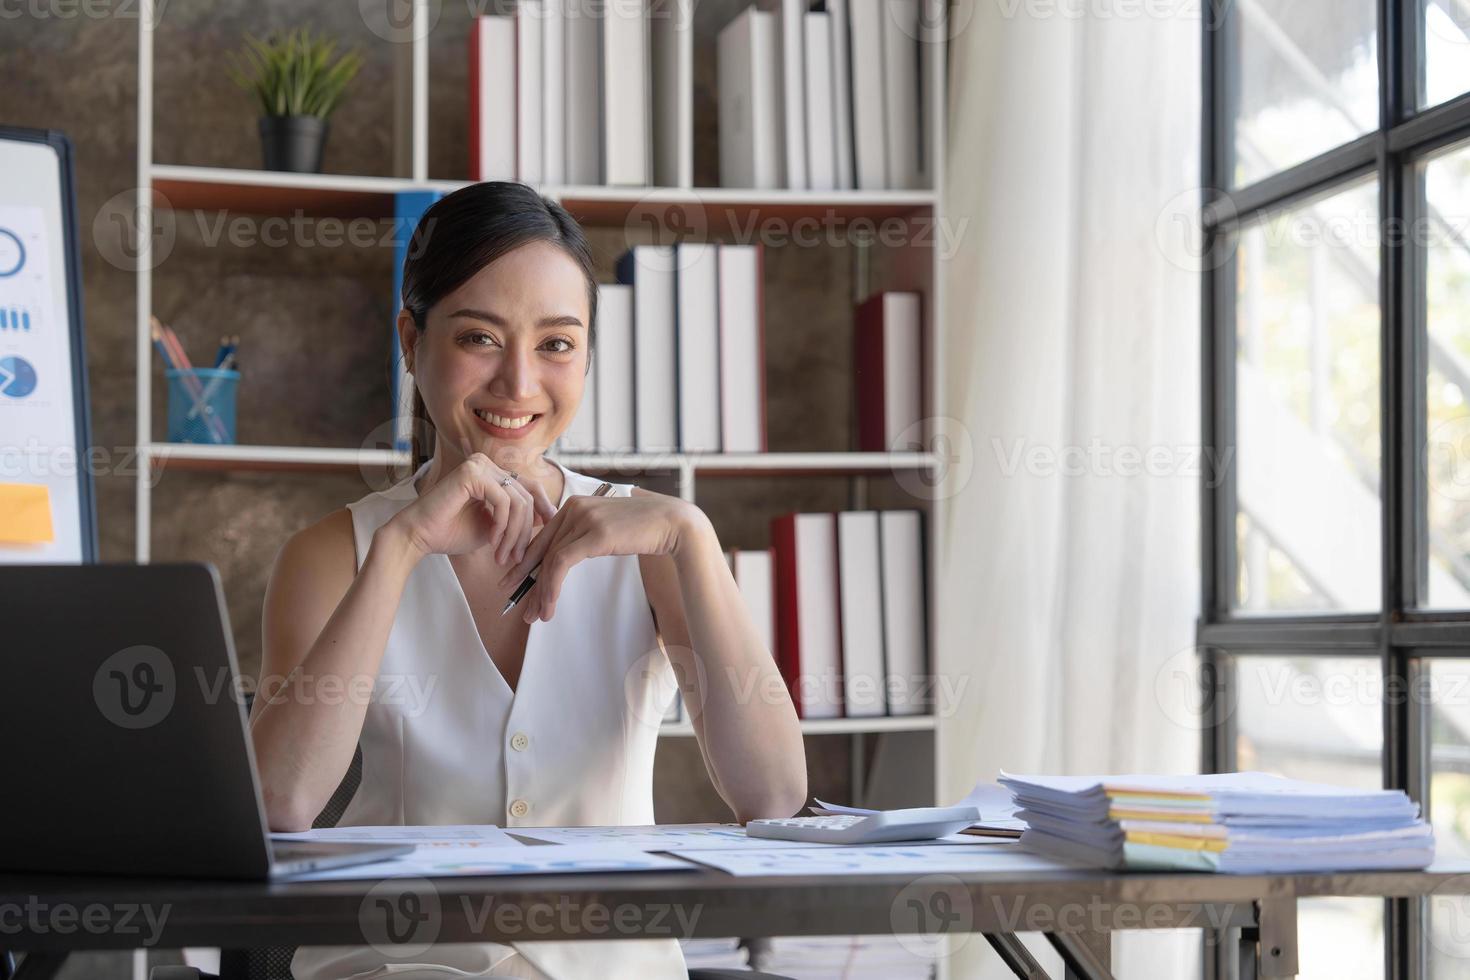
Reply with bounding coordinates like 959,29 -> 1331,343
2,563 -> 409,879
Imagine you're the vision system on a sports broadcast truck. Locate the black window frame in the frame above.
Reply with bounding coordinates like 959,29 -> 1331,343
1202,1 -> 1470,977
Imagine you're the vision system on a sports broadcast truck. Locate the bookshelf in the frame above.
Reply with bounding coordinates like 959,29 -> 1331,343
133,0 -> 947,804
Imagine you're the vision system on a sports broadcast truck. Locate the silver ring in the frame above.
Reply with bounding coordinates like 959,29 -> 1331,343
499,475 -> 515,488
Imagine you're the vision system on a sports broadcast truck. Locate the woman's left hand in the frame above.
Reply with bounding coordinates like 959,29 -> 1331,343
496,491 -> 705,622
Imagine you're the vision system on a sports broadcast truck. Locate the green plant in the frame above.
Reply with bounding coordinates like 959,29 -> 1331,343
227,27 -> 365,120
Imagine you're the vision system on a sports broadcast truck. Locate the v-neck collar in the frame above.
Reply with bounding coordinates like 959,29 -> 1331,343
410,456 -> 582,701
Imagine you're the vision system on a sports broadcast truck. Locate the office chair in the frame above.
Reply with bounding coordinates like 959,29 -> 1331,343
148,747 -> 794,980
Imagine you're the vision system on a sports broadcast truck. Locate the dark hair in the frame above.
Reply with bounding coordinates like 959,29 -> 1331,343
399,181 -> 599,473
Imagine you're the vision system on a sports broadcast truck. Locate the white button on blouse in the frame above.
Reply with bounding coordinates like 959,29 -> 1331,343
291,459 -> 688,980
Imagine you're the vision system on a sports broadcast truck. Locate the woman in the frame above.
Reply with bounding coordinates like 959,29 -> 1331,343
249,181 -> 807,979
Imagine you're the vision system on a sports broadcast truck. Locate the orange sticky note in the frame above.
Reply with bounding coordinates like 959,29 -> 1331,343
0,483 -> 54,544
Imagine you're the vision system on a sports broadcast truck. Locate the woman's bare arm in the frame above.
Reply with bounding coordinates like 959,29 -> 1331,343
635,491 -> 807,823
251,512 -> 422,831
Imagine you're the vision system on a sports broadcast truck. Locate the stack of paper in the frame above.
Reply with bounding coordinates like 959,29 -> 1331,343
999,772 -> 1435,874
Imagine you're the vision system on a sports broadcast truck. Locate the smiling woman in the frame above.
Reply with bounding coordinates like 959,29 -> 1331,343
248,182 -> 806,980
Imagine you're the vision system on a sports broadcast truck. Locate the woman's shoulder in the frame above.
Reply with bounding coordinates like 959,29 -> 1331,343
273,508 -> 357,584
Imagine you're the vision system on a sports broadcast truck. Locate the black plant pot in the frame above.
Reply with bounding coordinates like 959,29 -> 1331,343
259,115 -> 328,173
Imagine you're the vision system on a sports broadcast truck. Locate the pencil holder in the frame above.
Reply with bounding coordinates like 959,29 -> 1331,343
166,368 -> 239,445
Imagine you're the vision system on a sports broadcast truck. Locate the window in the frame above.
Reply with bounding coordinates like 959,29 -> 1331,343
1204,0 -> 1470,976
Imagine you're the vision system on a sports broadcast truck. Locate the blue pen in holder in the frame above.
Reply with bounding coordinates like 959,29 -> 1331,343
166,367 -> 239,444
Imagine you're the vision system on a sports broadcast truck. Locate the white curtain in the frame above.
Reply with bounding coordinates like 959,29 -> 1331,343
937,1 -> 1204,975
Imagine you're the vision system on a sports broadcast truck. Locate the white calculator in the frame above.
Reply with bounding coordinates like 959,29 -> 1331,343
745,805 -> 982,845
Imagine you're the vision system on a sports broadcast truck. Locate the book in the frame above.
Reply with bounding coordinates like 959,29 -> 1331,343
595,283 -> 636,452
615,246 -> 679,452
848,0 -> 887,190
676,241 -> 721,453
881,0 -> 921,189
564,0 -> 602,184
763,0 -> 809,189
542,0 -> 566,185
469,16 -> 516,181
717,243 -> 766,453
827,0 -> 854,190
717,7 -> 783,189
772,512 -> 842,719
651,0 -> 694,187
802,11 -> 836,191
837,511 -> 885,717
604,0 -> 651,185
516,0 -> 544,183
880,510 -> 927,716
854,292 -> 922,452
391,191 -> 444,452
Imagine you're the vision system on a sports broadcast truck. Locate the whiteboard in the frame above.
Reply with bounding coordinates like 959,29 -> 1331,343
0,127 -> 96,563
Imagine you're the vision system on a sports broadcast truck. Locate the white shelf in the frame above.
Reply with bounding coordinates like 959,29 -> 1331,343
659,715 -> 937,738
144,443 -> 407,473
145,163 -> 937,221
150,164 -> 418,196
143,443 -> 941,475
610,451 -> 940,472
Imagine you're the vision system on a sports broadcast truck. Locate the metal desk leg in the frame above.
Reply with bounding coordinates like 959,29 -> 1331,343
1253,899 -> 1299,979
11,953 -> 67,980
1046,930 -> 1116,980
984,932 -> 1053,979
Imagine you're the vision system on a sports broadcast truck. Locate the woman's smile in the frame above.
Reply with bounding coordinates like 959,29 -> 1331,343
471,407 -> 544,440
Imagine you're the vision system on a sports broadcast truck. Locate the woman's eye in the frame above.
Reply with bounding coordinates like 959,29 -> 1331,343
464,332 -> 496,347
544,338 -> 574,353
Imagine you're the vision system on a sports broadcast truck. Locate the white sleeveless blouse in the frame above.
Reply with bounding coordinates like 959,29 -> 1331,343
292,458 -> 689,980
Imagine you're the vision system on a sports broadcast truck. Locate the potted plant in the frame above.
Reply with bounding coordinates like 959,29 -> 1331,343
228,27 -> 364,174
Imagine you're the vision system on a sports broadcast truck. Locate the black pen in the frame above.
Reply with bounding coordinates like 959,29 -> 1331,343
500,481 -> 614,616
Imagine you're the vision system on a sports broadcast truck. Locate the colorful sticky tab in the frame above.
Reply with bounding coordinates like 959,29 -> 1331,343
0,483 -> 54,544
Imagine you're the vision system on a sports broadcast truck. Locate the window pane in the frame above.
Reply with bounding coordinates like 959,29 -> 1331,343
1231,0 -> 1378,187
1234,656 -> 1385,980
1423,0 -> 1470,109
1234,181 -> 1381,612
1427,661 -> 1470,971
1424,143 -> 1470,608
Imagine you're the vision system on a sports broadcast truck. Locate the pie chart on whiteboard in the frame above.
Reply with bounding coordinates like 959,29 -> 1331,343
0,356 -> 37,398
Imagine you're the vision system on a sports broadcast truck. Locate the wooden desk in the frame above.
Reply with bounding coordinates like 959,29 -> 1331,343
4,861 -> 1469,980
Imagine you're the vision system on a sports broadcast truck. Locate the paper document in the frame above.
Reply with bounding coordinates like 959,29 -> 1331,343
678,844 -> 1084,877
514,823 -> 1019,851
282,843 -> 698,881
272,824 -> 520,848
513,824 -> 834,851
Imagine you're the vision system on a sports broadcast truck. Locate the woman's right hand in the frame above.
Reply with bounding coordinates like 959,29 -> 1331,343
389,453 -> 559,565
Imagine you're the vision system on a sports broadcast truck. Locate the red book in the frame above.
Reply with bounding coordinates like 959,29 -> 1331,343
854,291 -> 924,452
771,512 -> 843,719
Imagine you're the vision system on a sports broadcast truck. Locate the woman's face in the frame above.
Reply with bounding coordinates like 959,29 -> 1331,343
406,240 -> 590,470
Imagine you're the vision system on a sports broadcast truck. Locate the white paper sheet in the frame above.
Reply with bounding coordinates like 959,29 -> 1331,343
676,844 -> 1084,877
511,824 -> 824,851
280,843 -> 699,881
512,823 -> 1021,851
272,824 -> 521,848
